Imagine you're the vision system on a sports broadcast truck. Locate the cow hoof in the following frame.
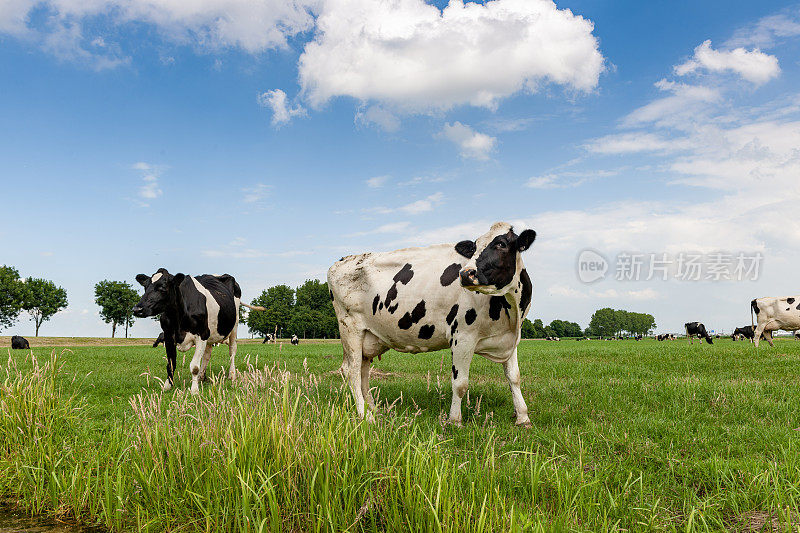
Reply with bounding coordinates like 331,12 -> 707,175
190,384 -> 200,395
162,381 -> 173,392
229,370 -> 237,381
446,419 -> 463,428
515,419 -> 532,428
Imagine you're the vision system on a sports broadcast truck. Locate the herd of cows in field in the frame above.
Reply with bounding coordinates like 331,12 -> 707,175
7,221 -> 800,425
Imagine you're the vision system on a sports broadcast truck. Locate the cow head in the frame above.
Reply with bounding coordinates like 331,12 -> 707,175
456,222 -> 536,295
132,268 -> 185,317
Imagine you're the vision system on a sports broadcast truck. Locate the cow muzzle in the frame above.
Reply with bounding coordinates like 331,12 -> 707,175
132,305 -> 147,318
459,268 -> 481,289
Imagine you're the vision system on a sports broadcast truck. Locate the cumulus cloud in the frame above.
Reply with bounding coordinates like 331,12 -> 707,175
440,122 -> 496,160
299,0 -> 604,111
257,89 -> 307,126
674,40 -> 780,85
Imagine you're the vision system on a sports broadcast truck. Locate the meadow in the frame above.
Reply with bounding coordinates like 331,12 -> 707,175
1,337 -> 800,532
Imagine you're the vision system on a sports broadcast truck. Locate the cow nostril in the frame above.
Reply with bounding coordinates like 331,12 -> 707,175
460,269 -> 479,286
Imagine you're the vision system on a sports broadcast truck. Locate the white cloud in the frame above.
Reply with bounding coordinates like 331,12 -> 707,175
622,79 -> 720,129
674,40 -> 780,85
440,122 -> 496,160
526,169 -> 617,188
365,192 -> 444,216
299,0 -> 604,111
349,221 -> 412,237
726,13 -> 800,48
365,175 -> 389,188
257,89 -> 307,126
355,106 -> 401,132
0,0 -> 317,65
242,183 -> 271,204
132,162 -> 162,206
586,132 -> 691,155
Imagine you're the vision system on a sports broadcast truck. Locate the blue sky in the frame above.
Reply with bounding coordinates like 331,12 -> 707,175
2,0 -> 800,338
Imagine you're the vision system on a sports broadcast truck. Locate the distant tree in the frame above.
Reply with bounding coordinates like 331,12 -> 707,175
0,265 -> 25,331
20,277 -> 68,336
532,318 -> 547,338
521,318 -> 536,339
564,321 -> 583,338
589,307 -> 618,337
94,280 -> 140,338
288,305 -> 316,338
247,285 -> 295,338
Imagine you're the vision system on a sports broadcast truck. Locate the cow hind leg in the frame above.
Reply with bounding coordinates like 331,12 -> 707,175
503,350 -> 530,426
448,346 -> 475,425
753,323 -> 767,348
764,329 -> 774,347
340,324 -> 369,420
360,357 -> 375,410
227,329 -> 238,381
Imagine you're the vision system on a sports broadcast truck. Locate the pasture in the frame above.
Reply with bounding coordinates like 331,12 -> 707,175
2,338 -> 800,531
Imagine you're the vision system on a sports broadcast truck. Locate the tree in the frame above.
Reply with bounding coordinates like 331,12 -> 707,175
246,285 -> 295,338
20,277 -> 68,336
0,265 -> 25,331
589,307 -> 617,337
94,280 -> 140,338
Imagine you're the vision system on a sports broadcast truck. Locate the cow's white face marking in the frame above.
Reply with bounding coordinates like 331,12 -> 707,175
151,272 -> 163,283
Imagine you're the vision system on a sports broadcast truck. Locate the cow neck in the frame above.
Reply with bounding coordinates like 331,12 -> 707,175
165,280 -> 184,332
502,273 -> 523,332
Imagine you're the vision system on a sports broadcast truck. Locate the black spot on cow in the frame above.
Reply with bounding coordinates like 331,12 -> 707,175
330,290 -> 334,301
393,263 -> 414,285
440,263 -> 461,286
797,303 -> 800,310
452,365 -> 458,379
379,302 -> 384,311
388,304 -> 398,314
385,284 -> 398,309
398,301 -> 426,330
789,298 -> 795,304
418,324 -> 435,339
450,319 -> 458,337
489,296 -> 511,321
751,299 -> 760,314
465,308 -> 477,325
372,294 -> 380,315
455,240 -> 476,259
519,268 -> 532,313
449,338 -> 453,347
446,304 -> 459,325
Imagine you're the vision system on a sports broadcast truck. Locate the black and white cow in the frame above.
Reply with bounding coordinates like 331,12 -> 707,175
290,334 -> 299,345
328,221 -> 536,426
262,333 -> 275,344
133,269 -> 264,393
11,335 -> 29,349
751,296 -> 800,347
685,322 -> 713,344
731,325 -> 761,342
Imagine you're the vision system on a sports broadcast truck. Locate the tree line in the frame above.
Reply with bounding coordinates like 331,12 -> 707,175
0,265 -> 68,336
244,280 -> 339,339
587,308 -> 656,337
521,318 -> 583,339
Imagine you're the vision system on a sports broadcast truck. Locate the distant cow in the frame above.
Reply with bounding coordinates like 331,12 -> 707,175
290,334 -> 299,345
685,322 -> 713,344
731,325 -> 764,342
750,297 -> 800,347
133,269 -> 265,393
328,222 -> 536,425
262,333 -> 275,344
11,335 -> 29,349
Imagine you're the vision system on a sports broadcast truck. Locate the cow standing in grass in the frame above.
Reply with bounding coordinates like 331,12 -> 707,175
751,296 -> 800,347
328,222 -> 536,426
685,322 -> 713,344
133,269 -> 264,393
11,335 -> 29,349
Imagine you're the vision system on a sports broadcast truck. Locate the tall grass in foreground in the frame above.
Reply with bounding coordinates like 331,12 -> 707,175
1,349 -> 799,531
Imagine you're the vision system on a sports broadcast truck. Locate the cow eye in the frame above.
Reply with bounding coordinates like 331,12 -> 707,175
495,242 -> 507,249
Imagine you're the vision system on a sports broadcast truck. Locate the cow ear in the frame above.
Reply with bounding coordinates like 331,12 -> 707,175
173,273 -> 185,286
516,229 -> 536,252
135,274 -> 150,287
455,240 -> 476,259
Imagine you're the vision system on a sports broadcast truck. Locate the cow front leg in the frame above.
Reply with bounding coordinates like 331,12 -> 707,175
198,342 -> 215,382
448,347 -> 474,426
503,349 -> 530,426
164,338 -> 177,391
189,340 -> 209,395
227,333 -> 238,381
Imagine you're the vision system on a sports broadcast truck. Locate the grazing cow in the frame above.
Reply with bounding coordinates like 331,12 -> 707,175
328,222 -> 536,425
685,322 -> 713,344
290,334 -> 299,345
795,331 -> 800,341
262,333 -> 275,344
11,335 -> 29,349
751,296 -> 800,347
133,269 -> 265,393
731,325 -> 764,342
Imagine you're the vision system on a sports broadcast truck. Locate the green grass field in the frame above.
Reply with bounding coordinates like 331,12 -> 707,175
2,338 -> 800,531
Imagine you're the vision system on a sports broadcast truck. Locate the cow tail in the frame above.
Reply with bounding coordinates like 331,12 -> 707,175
241,303 -> 267,312
750,299 -> 757,329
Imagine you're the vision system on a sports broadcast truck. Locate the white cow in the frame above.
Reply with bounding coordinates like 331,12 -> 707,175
328,222 -> 536,426
751,296 -> 800,347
